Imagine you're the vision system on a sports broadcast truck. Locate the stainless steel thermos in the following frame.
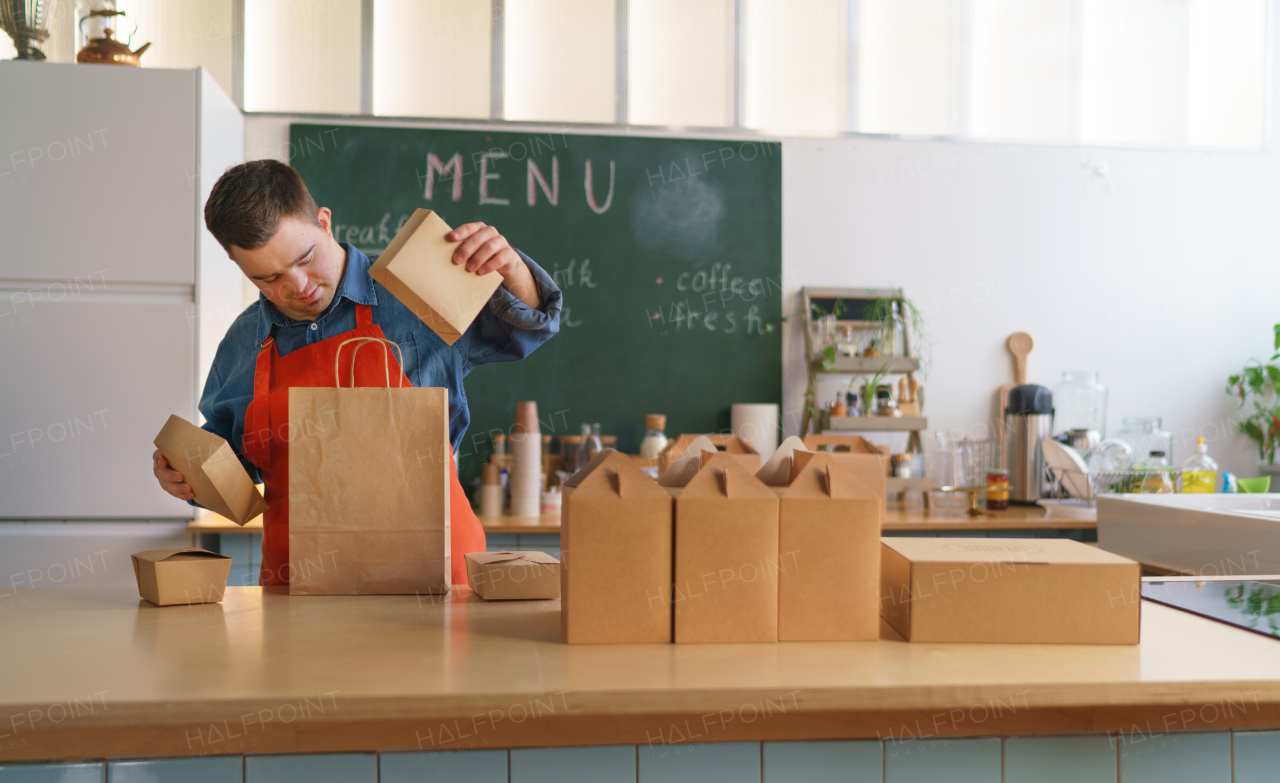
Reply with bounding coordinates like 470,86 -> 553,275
1005,385 -> 1054,504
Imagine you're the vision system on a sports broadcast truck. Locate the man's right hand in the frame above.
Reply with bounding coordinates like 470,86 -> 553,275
153,449 -> 195,501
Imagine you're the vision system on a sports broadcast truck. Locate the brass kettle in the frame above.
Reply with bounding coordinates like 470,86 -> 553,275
77,10 -> 150,67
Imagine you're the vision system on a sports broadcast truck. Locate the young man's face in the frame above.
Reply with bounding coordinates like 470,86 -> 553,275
231,208 -> 344,319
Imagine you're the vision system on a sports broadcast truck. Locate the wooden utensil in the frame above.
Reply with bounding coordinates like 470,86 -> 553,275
996,332 -> 1034,450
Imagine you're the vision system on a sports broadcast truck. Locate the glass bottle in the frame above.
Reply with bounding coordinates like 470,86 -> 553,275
1139,450 -> 1175,494
639,414 -> 669,460
1052,371 -> 1108,438
817,314 -> 837,351
587,423 -> 604,458
1182,438 -> 1219,494
1115,416 -> 1174,466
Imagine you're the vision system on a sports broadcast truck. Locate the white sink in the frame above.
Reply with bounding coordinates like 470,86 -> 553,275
1097,494 -> 1280,575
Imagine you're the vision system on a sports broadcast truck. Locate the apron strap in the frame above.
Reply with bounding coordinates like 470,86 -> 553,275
356,303 -> 372,328
243,336 -> 275,468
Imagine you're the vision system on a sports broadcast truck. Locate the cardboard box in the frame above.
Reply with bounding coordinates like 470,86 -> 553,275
154,415 -> 268,525
466,551 -> 560,600
669,452 -> 779,643
774,452 -> 881,641
561,450 -> 673,643
131,548 -> 233,606
880,538 -> 1141,644
368,209 -> 504,345
659,434 -> 761,477
803,434 -> 892,478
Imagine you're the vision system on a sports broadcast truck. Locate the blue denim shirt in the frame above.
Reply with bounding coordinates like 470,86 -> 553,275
199,243 -> 561,480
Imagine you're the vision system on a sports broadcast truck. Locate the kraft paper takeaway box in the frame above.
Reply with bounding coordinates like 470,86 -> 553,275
759,436 -> 885,514
561,450 -> 673,644
668,452 -> 779,643
466,551 -> 560,600
880,538 -> 1141,644
769,452 -> 881,641
803,434 -> 892,479
131,548 -> 233,606
659,434 -> 761,477
367,209 -> 504,346
153,415 -> 268,525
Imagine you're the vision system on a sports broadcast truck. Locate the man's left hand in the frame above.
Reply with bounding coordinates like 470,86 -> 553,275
449,222 -> 540,309
450,222 -> 521,277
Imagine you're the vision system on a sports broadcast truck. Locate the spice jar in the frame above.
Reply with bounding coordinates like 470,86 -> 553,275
892,454 -> 913,478
986,469 -> 1009,511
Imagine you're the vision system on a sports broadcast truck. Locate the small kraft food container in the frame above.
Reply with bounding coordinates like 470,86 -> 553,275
465,551 -> 561,600
131,548 -> 233,606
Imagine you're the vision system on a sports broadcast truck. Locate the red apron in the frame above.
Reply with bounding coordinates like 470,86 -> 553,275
241,303 -> 485,588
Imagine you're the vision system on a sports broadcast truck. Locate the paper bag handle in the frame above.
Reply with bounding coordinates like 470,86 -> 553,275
334,337 -> 405,388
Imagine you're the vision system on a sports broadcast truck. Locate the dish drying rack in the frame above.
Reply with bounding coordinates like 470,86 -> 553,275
1049,467 -> 1185,503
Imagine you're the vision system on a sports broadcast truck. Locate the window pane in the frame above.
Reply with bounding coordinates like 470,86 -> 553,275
244,0 -> 362,114
858,0 -> 960,136
1081,0 -> 1183,146
628,0 -> 734,127
504,0 -> 615,123
971,0 -> 1071,141
743,0 -> 846,134
115,0 -> 236,99
373,0 -> 491,118
1189,0 -> 1266,147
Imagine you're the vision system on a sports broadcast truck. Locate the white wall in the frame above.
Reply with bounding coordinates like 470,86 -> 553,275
780,135 -> 1280,476
245,53 -> 1280,478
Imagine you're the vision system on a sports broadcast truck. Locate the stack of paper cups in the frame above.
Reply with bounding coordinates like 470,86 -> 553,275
732,403 -> 779,463
510,401 -> 542,517
479,463 -> 503,517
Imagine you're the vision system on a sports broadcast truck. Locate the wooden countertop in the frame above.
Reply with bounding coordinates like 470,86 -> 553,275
188,503 -> 1094,535
2,584 -> 1277,761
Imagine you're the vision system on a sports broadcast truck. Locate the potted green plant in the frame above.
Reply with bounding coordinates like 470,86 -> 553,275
1227,324 -> 1280,468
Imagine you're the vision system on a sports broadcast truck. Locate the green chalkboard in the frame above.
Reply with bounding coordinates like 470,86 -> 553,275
289,124 -> 782,485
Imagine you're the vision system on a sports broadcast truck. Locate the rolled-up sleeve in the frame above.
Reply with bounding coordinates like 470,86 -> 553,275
456,250 -> 562,370
486,250 -> 562,331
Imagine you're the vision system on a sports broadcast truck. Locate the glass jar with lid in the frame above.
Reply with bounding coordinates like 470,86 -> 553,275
1052,371 -> 1108,437
1114,415 -> 1174,465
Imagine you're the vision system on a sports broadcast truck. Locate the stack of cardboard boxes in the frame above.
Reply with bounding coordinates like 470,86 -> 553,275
561,438 -> 1141,646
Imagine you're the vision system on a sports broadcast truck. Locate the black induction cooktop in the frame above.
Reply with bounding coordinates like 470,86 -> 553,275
1142,579 -> 1280,640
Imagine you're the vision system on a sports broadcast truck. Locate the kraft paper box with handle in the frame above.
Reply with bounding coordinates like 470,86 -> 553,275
466,551 -> 560,600
561,450 -> 673,644
770,452 -> 881,641
288,338 -> 451,596
667,452 -> 779,643
658,434 -> 761,477
803,434 -> 892,478
759,436 -> 885,510
153,415 -> 268,525
367,209 -> 504,346
131,548 -> 232,606
880,538 -> 1141,644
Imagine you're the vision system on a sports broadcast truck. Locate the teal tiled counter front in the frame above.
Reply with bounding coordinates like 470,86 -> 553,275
3,733 -> 1273,783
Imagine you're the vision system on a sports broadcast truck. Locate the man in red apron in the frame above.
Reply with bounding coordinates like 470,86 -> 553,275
150,160 -> 560,588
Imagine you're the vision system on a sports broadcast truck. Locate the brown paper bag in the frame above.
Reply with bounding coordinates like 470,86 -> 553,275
153,415 -> 268,524
288,338 -> 451,595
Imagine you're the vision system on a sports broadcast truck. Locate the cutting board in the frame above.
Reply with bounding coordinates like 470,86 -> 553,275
996,332 -> 1033,453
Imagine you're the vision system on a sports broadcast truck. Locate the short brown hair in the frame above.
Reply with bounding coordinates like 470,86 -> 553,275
204,160 -> 320,252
